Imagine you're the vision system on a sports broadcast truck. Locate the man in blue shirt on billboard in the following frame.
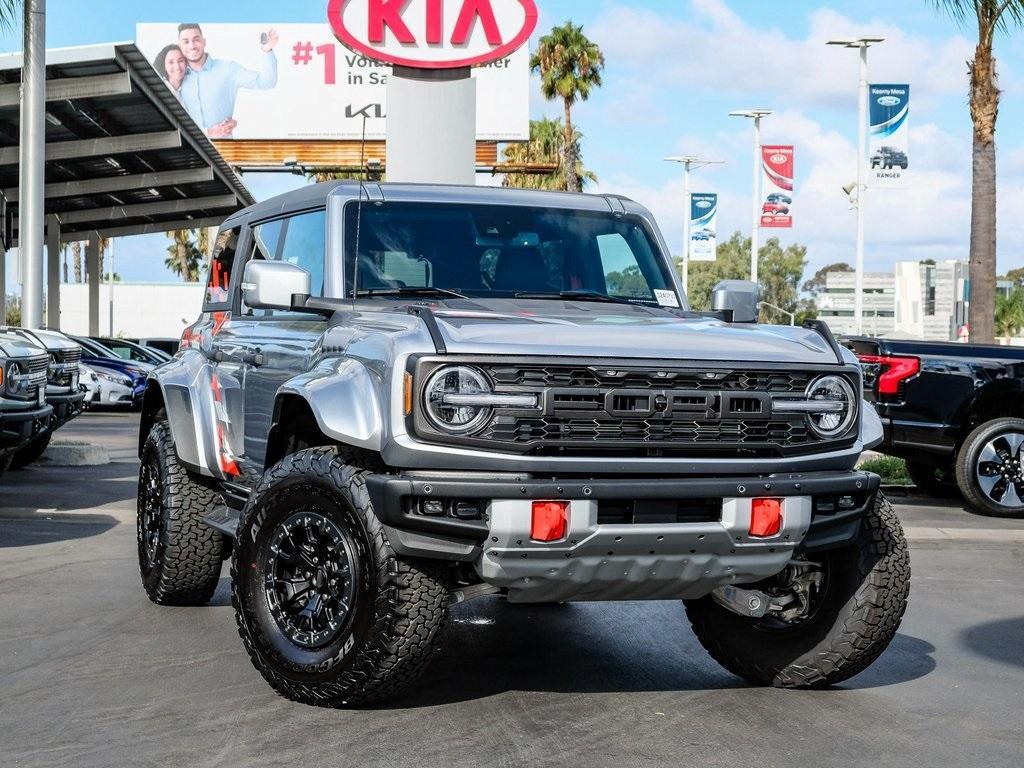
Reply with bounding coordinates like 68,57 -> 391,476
177,23 -> 279,138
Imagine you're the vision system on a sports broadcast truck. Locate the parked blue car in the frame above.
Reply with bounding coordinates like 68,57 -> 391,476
71,336 -> 148,407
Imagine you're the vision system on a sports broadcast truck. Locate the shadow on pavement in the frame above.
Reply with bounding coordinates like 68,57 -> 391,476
0,513 -> 120,548
371,599 -> 937,708
0,462 -> 138,512
960,616 -> 1024,669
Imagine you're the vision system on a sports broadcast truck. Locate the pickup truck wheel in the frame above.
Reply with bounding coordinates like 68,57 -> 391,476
231,447 -> 448,707
8,432 -> 52,470
137,421 -> 224,605
956,417 -> 1024,518
684,493 -> 910,688
906,460 -> 961,499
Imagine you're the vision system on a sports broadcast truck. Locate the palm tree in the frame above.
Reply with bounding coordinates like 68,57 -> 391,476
933,1 -> 1024,344
165,230 -> 203,281
995,290 -> 1024,338
530,22 -> 604,193
0,1 -> 20,30
502,117 -> 598,191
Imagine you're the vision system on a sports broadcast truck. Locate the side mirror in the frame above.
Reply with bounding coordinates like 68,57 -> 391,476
241,260 -> 311,311
712,280 -> 761,323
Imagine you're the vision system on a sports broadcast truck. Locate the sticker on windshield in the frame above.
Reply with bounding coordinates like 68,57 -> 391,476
654,290 -> 680,308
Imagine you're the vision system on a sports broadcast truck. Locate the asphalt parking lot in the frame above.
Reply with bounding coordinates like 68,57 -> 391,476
1,411 -> 1022,768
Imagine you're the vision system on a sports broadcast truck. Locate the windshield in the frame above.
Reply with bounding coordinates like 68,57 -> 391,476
344,202 -> 681,307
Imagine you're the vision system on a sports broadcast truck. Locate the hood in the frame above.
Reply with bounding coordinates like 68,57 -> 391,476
82,356 -> 148,378
0,331 -> 45,360
425,300 -> 842,366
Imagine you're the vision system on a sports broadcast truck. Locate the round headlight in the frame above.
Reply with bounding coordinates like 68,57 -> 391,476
4,361 -> 20,395
424,366 -> 492,434
805,375 -> 857,438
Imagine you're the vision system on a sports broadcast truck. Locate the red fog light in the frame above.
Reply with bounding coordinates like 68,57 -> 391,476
531,501 -> 569,542
749,498 -> 782,538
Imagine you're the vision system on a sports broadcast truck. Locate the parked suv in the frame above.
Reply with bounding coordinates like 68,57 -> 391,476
137,182 -> 909,707
0,328 -> 85,468
0,331 -> 53,476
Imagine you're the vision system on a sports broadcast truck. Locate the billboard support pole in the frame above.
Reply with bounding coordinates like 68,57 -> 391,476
665,155 -> 724,299
729,109 -> 772,286
19,0 -> 46,329
386,66 -> 476,185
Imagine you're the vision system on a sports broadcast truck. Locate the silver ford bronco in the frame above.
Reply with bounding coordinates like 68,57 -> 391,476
137,182 -> 909,706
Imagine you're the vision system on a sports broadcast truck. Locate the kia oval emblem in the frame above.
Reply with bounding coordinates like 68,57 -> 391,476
769,153 -> 787,164
328,0 -> 539,70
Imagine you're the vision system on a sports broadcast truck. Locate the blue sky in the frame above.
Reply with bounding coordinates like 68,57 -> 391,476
3,0 -> 1024,286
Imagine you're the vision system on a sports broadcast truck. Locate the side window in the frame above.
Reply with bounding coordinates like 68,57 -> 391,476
240,211 -> 325,317
278,210 -> 326,296
203,226 -> 240,308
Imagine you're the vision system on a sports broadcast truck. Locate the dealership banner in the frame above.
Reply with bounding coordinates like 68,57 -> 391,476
136,23 -> 529,141
869,84 -> 910,187
760,145 -> 793,228
689,193 -> 718,261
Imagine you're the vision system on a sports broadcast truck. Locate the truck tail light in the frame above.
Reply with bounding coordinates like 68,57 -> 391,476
855,353 -> 920,396
749,498 -> 782,538
531,501 -> 568,542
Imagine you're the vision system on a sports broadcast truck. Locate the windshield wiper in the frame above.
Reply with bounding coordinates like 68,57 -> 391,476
357,287 -> 468,299
514,290 -> 642,306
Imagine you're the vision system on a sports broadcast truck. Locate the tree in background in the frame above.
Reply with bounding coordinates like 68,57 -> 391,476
0,1 -> 19,29
686,232 -> 809,323
5,294 -> 20,325
502,118 -> 597,191
802,262 -> 852,295
531,22 -> 604,193
71,241 -> 82,283
994,290 -> 1024,338
1001,267 -> 1024,287
165,230 -> 204,281
933,0 -> 1024,344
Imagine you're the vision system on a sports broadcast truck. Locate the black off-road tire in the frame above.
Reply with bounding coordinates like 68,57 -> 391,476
684,493 -> 910,688
137,420 -> 224,605
906,460 -> 961,500
9,432 -> 52,470
956,417 -> 1024,518
231,447 -> 449,707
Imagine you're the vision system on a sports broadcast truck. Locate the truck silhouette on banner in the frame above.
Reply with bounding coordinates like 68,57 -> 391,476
761,145 -> 793,228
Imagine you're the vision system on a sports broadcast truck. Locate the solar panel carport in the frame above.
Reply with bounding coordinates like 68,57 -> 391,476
0,42 -> 254,333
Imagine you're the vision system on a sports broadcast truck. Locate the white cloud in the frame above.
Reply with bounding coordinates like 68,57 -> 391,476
589,0 -> 976,113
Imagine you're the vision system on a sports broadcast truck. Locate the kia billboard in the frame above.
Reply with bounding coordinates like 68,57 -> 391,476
869,84 -> 910,187
689,193 -> 718,261
136,22 -> 530,141
761,145 -> 794,229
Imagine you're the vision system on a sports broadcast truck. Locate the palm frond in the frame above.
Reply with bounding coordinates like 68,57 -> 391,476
0,0 -> 20,32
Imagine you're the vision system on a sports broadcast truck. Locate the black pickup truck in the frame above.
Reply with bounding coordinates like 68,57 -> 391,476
845,336 -> 1024,518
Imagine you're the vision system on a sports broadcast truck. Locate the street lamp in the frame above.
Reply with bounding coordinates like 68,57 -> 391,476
827,35 -> 885,335
728,109 -> 772,285
664,155 -> 723,297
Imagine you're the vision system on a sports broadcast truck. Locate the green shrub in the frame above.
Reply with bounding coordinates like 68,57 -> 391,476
858,455 -> 910,484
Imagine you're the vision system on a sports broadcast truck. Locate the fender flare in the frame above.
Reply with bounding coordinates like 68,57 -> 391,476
273,358 -> 385,454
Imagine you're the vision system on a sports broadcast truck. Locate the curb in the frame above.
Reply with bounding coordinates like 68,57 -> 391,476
903,526 -> 1024,543
39,441 -> 110,467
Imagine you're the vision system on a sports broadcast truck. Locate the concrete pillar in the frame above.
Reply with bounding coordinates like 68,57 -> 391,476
86,233 -> 100,336
45,214 -> 60,329
385,67 -> 476,185
0,243 -> 6,323
18,0 -> 46,329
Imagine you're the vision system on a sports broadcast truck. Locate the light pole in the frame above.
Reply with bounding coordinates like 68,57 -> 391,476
664,155 -> 724,297
828,36 -> 884,335
19,0 -> 46,329
729,109 -> 772,285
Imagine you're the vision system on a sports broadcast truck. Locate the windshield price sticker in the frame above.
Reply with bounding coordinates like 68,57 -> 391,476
654,290 -> 680,308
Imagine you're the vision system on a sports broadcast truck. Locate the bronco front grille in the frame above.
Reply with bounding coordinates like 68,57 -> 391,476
50,348 -> 81,387
411,359 -> 860,458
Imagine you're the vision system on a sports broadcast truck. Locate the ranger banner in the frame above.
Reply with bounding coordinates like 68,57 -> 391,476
689,193 -> 718,261
760,145 -> 793,229
869,84 -> 910,187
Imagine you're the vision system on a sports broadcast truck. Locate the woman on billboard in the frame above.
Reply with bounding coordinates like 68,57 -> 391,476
152,44 -> 188,100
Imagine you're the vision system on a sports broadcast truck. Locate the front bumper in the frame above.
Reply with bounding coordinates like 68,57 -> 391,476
46,389 -> 87,427
365,470 -> 880,602
0,403 -> 54,452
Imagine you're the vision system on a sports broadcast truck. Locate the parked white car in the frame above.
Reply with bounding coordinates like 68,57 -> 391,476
77,362 -> 101,406
89,365 -> 136,407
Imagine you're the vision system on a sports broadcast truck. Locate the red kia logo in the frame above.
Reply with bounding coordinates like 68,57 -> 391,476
327,0 -> 539,69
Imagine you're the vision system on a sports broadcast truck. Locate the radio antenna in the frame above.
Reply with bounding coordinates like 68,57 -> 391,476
351,113 -> 368,302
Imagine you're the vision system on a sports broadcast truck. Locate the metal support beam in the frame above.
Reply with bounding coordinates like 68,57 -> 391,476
46,214 -> 60,328
54,194 -> 238,226
3,167 -> 215,202
0,71 -> 132,108
86,232 -> 100,336
66,215 -> 230,241
0,130 -> 182,167
18,0 -> 46,330
0,242 -> 6,323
